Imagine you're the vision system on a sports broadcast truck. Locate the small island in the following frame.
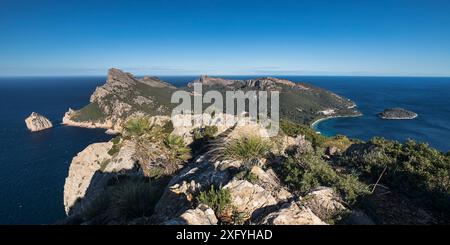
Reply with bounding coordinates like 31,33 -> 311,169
25,112 -> 53,132
378,108 -> 418,120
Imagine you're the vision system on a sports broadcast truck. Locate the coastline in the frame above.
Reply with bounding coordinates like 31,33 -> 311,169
310,113 -> 363,133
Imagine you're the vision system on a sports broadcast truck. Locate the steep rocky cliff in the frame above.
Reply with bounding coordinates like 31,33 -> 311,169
62,68 -> 177,132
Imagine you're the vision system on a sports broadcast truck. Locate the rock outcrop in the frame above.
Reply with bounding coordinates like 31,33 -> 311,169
224,179 -> 278,218
163,204 -> 218,225
63,142 -> 113,214
260,202 -> 326,225
63,139 -> 139,215
24,112 -> 53,132
302,187 -> 347,221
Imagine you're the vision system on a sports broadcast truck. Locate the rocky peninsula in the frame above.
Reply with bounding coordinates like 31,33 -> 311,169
24,112 -> 53,132
378,108 -> 418,120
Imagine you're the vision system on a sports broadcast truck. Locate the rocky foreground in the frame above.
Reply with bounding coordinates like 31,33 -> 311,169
62,116 -> 371,225
59,69 -> 450,225
24,112 -> 53,132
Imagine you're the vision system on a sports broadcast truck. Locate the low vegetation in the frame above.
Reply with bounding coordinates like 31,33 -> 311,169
198,185 -> 232,214
81,176 -> 165,224
107,136 -> 122,156
339,137 -> 450,214
279,152 -> 368,203
72,102 -> 106,122
123,117 -> 151,137
280,119 -> 326,148
224,135 -> 272,161
190,126 -> 218,154
164,134 -> 191,162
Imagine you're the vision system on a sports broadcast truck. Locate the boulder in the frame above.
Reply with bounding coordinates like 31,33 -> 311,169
224,180 -> 277,217
151,155 -> 232,222
249,166 -> 293,202
164,204 -> 218,225
260,202 -> 326,225
302,187 -> 347,221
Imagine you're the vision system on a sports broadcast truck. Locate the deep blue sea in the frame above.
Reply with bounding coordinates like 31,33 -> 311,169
0,75 -> 449,224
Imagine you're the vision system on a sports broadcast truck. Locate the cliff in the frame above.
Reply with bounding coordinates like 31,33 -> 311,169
62,68 -> 177,132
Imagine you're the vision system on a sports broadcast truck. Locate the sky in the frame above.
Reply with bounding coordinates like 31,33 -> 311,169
0,0 -> 450,76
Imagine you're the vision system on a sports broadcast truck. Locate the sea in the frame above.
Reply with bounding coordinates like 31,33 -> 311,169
0,75 -> 449,224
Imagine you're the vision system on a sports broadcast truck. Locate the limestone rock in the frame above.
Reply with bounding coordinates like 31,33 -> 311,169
152,155 -> 232,222
63,138 -> 139,216
224,180 -> 277,217
303,187 -> 347,221
24,112 -> 53,132
164,204 -> 218,225
325,146 -> 339,156
260,202 -> 326,225
103,140 -> 136,172
249,166 -> 293,202
63,142 -> 113,214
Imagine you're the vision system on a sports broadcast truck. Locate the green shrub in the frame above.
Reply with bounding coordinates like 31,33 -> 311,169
162,121 -> 174,134
165,134 -> 191,161
198,185 -> 231,213
191,126 -> 219,154
81,193 -> 111,221
72,102 -> 106,122
124,117 -> 151,137
107,136 -> 122,156
234,170 -> 258,184
281,153 -> 368,203
339,137 -> 450,212
224,135 -> 272,161
110,178 -> 163,220
321,135 -> 353,152
78,177 -> 165,223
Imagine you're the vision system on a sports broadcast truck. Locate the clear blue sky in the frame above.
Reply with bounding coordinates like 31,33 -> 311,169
1,0 -> 450,76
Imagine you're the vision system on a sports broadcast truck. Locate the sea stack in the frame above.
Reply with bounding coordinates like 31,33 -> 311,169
378,108 -> 418,120
25,112 -> 53,132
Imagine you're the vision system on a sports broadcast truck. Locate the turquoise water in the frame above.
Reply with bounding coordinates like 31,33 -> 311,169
0,75 -> 448,224
300,76 -> 450,152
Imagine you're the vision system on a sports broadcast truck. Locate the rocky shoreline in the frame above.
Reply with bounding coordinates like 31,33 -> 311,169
311,113 -> 363,132
62,108 -> 120,134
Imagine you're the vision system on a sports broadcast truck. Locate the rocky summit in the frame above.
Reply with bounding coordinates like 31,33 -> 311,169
24,112 -> 53,132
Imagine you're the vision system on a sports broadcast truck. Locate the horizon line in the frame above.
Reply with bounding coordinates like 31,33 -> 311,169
1,74 -> 450,79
